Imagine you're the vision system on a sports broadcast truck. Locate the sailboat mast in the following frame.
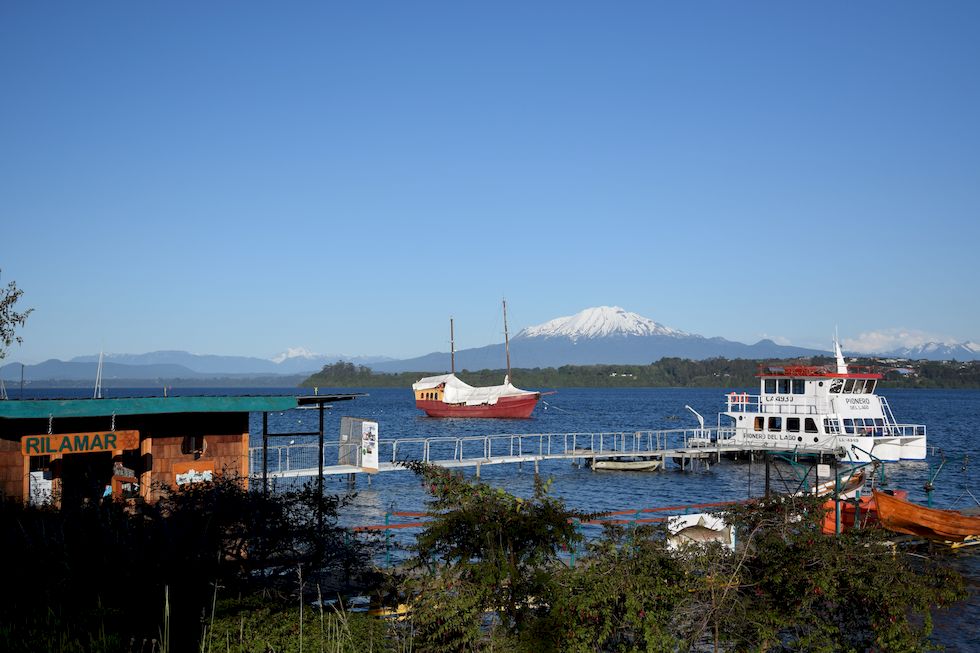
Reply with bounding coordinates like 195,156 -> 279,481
94,350 -> 104,399
450,317 -> 455,374
503,299 -> 512,382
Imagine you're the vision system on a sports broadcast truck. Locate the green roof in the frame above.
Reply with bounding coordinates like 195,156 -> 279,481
0,395 -> 300,420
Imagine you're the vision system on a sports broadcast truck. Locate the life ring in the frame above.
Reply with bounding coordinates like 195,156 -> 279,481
740,392 -> 749,404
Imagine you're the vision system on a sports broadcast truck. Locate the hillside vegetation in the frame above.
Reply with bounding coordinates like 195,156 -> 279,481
303,358 -> 980,389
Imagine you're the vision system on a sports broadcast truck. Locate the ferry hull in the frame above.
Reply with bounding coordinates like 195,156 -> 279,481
416,394 -> 539,418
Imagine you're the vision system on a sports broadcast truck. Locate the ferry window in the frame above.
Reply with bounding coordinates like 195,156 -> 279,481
824,418 -> 840,434
829,379 -> 843,394
843,379 -> 855,393
843,418 -> 855,434
805,418 -> 818,433
754,416 -> 764,432
874,418 -> 884,435
787,417 -> 800,432
764,379 -> 776,394
851,380 -> 865,394
778,379 -> 791,394
792,380 -> 805,394
865,380 -> 877,394
768,417 -> 782,432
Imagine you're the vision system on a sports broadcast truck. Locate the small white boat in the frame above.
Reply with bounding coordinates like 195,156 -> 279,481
807,468 -> 867,500
590,458 -> 663,472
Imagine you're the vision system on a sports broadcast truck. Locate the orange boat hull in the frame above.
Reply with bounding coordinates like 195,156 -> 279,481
822,489 -> 908,535
872,489 -> 980,542
415,393 -> 539,418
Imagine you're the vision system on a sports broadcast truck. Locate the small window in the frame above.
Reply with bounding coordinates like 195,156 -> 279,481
843,418 -> 855,434
874,418 -> 884,435
824,418 -> 840,434
865,380 -> 877,394
778,379 -> 791,394
764,379 -> 776,394
851,380 -> 865,394
805,418 -> 818,433
754,416 -> 764,432
787,417 -> 800,432
792,379 -> 805,394
829,379 -> 843,394
843,379 -> 855,393
768,417 -> 782,432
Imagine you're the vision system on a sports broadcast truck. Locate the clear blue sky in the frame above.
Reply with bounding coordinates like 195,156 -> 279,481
3,2 -> 979,363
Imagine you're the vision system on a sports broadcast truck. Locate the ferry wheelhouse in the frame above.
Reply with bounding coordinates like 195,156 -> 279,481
719,341 -> 926,463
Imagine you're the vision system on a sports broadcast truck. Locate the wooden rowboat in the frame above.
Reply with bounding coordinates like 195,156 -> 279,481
872,489 -> 980,544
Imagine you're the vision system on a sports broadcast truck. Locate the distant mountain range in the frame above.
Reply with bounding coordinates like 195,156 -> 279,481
370,306 -> 829,373
3,306 -> 977,384
0,349 -> 392,383
880,342 -> 980,361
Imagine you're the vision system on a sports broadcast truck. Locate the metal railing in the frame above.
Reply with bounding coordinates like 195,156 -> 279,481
250,428 -> 736,477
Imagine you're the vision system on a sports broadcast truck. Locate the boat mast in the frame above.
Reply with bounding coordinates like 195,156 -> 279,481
834,328 -> 848,374
94,350 -> 104,399
450,317 -> 455,374
503,299 -> 512,383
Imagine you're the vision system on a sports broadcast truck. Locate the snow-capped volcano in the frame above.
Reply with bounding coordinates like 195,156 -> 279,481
271,347 -> 320,364
369,305 -> 827,372
515,306 -> 689,341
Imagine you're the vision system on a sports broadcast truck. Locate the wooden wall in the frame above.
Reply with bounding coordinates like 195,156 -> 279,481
0,438 -> 23,501
144,432 -> 248,500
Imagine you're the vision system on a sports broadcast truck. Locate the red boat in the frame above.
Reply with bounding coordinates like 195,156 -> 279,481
413,374 -> 541,418
413,301 -> 542,419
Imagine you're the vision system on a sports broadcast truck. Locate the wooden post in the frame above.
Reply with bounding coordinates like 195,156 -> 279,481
140,437 -> 152,502
764,453 -> 771,499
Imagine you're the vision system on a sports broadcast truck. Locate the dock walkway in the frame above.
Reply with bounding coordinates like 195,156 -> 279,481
250,428 -> 839,480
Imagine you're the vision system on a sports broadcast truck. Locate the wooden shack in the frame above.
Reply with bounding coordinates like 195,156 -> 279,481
0,395 -> 298,505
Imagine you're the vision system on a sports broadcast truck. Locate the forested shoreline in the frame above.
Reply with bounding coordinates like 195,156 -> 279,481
304,358 -> 980,389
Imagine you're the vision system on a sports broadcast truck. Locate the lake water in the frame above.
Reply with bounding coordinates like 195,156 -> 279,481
16,385 -> 980,650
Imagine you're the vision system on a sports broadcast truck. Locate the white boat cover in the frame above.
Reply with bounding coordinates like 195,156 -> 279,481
412,373 -> 537,406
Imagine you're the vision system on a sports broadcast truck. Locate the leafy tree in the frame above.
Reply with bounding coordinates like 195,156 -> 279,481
0,270 -> 32,360
717,495 -> 966,651
539,524 -> 691,652
396,462 -> 590,651
392,471 -> 966,652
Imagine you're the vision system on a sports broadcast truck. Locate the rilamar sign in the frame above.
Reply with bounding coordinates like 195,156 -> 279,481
21,430 -> 140,456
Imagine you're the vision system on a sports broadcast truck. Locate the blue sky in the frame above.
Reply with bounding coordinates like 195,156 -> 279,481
3,2 -> 979,363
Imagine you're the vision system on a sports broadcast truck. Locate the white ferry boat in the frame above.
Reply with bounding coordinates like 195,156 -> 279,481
718,339 -> 926,463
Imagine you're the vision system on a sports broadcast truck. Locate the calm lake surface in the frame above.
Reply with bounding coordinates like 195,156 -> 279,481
18,385 -> 980,650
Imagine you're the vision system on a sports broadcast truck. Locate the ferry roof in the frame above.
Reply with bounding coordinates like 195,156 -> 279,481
757,365 -> 882,380
0,395 -> 355,420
